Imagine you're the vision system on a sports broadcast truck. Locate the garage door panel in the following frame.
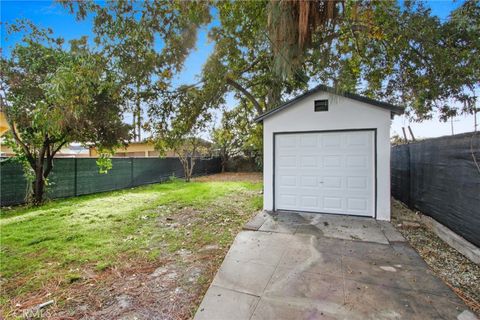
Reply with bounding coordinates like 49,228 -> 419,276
300,155 -> 317,167
346,155 -> 368,168
277,155 -> 297,167
275,131 -> 375,217
279,175 -> 297,187
279,187 -> 318,197
319,189 -> 353,198
323,197 -> 343,210
347,198 -> 368,211
346,176 -> 368,189
322,134 -> 342,147
300,135 -> 317,147
323,156 -> 342,167
346,134 -> 371,147
300,176 -> 317,187
277,135 -> 297,147
277,148 -> 299,156
300,196 -> 318,208
322,176 -> 343,188
278,195 -> 297,207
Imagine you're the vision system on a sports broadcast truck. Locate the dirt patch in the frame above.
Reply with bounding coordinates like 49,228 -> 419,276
50,253 -> 219,320
194,172 -> 262,183
391,199 -> 480,315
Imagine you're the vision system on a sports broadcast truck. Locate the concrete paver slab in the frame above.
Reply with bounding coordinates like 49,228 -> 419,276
250,296 -> 348,320
276,211 -> 314,224
344,239 -> 425,267
224,231 -> 289,266
212,259 -> 276,296
194,212 -> 475,320
343,279 -> 467,319
264,267 -> 345,303
194,285 -> 259,320
342,255 -> 419,291
285,233 -> 346,255
278,247 -> 342,277
259,216 -> 298,234
430,295 -> 475,320
403,267 -> 462,299
377,220 -> 406,242
243,211 -> 269,231
390,242 -> 430,267
294,224 -> 327,237
344,279 -> 432,319
296,214 -> 389,244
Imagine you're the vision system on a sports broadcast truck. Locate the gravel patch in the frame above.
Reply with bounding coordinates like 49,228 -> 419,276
391,199 -> 480,315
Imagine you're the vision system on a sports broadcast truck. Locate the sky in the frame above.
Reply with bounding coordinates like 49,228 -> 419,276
1,0 -> 478,139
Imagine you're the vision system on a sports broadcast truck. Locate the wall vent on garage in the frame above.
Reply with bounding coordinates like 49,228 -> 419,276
314,99 -> 328,112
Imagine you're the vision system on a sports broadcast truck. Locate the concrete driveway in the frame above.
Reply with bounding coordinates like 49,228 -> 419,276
194,211 -> 477,320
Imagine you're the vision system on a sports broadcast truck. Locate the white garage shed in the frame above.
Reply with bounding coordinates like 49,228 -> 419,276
255,85 -> 403,221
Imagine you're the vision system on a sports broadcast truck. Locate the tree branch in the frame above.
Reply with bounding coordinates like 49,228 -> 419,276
44,140 -> 68,178
52,140 -> 67,156
225,78 -> 263,115
238,57 -> 260,75
8,118 -> 37,169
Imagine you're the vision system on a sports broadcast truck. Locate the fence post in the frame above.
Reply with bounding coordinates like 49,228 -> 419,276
74,158 -> 78,197
408,145 -> 414,209
130,157 -> 134,187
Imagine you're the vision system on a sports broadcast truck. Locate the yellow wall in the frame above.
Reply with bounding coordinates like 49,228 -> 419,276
1,136 -> 173,158
89,142 -> 173,157
0,111 -> 9,137
0,143 -> 14,156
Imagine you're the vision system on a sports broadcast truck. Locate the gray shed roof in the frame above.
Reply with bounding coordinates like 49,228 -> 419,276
254,84 -> 404,122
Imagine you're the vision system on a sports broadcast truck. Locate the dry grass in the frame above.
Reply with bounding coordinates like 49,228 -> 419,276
391,199 -> 480,316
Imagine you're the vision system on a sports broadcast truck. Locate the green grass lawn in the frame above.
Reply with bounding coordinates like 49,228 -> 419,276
0,177 -> 262,316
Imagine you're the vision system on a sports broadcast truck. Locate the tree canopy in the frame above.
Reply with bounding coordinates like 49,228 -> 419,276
63,0 -> 212,140
203,0 -> 479,120
64,0 -> 479,140
2,1 -> 477,196
0,22 -> 130,203
63,0 -> 478,172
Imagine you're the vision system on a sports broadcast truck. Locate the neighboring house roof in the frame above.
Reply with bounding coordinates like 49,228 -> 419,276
254,84 -> 404,122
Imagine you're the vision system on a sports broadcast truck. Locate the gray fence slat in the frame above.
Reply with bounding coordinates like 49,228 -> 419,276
391,132 -> 480,247
0,157 -> 221,206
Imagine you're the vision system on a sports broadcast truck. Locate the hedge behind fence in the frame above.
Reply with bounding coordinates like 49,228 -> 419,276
391,132 -> 480,247
0,157 -> 221,206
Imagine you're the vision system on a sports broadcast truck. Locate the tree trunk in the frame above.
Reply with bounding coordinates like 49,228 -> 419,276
32,142 -> 47,204
33,165 -> 45,204
185,161 -> 191,182
31,141 -> 64,205
180,157 -> 191,182
221,154 -> 228,173
189,157 -> 195,181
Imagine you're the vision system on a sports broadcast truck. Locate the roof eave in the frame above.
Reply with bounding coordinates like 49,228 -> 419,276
254,85 -> 404,122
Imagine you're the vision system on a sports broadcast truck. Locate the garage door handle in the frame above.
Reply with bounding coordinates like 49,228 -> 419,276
319,181 -> 324,184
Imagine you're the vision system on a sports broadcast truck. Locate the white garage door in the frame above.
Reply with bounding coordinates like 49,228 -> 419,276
275,130 -> 375,217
